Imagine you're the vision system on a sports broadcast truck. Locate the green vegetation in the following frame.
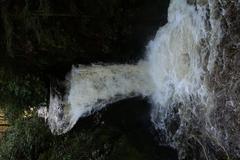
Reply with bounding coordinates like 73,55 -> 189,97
0,67 -> 46,122
0,115 -> 148,160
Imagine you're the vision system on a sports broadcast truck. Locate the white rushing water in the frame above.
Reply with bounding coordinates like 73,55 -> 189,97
148,0 -> 209,121
40,63 -> 154,134
39,0 -> 240,159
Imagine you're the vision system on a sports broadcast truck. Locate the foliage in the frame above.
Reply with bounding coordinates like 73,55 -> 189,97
0,67 -> 47,122
0,115 -> 147,160
0,116 -> 51,160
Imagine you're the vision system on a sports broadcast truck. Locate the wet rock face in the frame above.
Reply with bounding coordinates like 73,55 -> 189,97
147,1 -> 240,159
0,0 -> 170,78
210,0 -> 240,158
182,1 -> 240,159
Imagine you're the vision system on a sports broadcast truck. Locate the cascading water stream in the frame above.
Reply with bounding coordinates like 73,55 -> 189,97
39,0 -> 240,159
39,62 -> 154,134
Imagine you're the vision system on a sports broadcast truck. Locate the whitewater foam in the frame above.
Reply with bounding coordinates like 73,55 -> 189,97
41,62 -> 154,134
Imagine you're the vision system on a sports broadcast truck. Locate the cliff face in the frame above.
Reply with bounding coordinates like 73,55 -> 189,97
0,0 -> 169,78
209,0 -> 240,158
160,1 -> 240,159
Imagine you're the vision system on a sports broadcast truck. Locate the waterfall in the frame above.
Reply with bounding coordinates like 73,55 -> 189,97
39,0 -> 240,159
39,62 -> 154,134
147,0 -> 224,159
148,0 -> 209,119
